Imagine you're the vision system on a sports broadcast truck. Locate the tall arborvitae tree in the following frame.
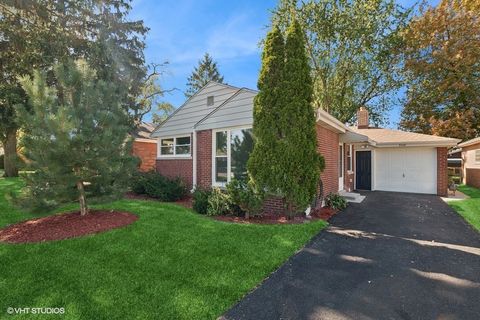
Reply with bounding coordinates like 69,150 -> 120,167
247,26 -> 285,196
19,61 -> 137,215
185,53 -> 224,97
280,19 -> 324,215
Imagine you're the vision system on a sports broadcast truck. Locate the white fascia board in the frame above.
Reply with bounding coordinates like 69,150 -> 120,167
316,108 -> 347,133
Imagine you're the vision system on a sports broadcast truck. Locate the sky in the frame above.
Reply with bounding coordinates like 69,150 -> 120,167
130,0 -> 439,127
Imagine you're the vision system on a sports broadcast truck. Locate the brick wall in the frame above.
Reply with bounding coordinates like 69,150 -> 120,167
156,159 -> 193,188
196,130 -> 212,188
437,147 -> 448,196
466,168 -> 480,188
262,196 -> 284,215
132,140 -> 157,172
316,124 -> 339,196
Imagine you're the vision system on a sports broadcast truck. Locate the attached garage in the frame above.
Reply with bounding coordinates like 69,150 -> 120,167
345,112 -> 460,196
374,147 -> 437,194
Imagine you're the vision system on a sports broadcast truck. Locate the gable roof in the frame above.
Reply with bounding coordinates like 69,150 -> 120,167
131,122 -> 155,140
349,127 -> 460,147
150,81 -> 240,137
458,136 -> 480,148
194,88 -> 257,131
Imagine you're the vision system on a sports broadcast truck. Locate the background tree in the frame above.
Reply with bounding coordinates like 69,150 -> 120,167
399,0 -> 480,140
151,102 -> 175,125
19,61 -> 137,215
0,0 -> 150,176
272,0 -> 411,125
185,53 -> 224,97
248,26 -> 285,198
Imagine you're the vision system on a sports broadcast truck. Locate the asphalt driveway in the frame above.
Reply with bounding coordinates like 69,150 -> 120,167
223,192 -> 480,320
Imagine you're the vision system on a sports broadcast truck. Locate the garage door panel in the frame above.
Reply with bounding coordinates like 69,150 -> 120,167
374,148 -> 436,194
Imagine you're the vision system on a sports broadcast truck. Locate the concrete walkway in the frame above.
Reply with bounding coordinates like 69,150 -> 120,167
223,191 -> 480,320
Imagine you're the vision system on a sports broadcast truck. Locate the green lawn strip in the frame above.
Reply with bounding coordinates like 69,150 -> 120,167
448,185 -> 480,232
0,178 -> 326,319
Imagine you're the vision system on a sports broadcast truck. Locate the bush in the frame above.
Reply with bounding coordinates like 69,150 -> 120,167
192,187 -> 212,215
131,171 -> 187,201
226,178 -> 264,219
206,187 -> 231,216
325,193 -> 347,210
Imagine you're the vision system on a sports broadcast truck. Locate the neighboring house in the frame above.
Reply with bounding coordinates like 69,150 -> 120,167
151,82 -> 459,211
458,137 -> 480,188
131,122 -> 157,172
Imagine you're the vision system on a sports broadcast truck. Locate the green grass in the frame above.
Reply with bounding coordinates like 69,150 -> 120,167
449,184 -> 480,232
0,178 -> 326,319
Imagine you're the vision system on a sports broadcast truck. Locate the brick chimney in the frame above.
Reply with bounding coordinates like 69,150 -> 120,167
357,107 -> 369,129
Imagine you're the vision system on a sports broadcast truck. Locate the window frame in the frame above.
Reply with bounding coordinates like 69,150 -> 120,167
212,126 -> 252,187
158,135 -> 192,158
347,144 -> 353,172
475,149 -> 480,164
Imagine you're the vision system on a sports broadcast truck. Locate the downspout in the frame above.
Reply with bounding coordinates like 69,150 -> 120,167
192,130 -> 197,191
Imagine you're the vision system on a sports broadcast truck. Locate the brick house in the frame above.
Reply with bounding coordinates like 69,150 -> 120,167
458,137 -> 480,189
131,122 -> 157,172
150,82 -> 459,211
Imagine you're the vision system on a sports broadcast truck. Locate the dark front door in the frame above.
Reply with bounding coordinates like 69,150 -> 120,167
356,151 -> 371,190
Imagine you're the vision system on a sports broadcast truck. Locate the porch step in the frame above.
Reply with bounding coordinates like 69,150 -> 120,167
338,191 -> 366,204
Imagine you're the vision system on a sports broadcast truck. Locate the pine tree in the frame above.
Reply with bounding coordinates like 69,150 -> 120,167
185,53 -> 224,97
280,19 -> 324,214
0,0 -> 148,177
247,26 -> 285,196
19,60 -> 137,215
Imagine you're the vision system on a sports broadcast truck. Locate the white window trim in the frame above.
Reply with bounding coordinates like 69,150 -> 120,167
475,149 -> 480,164
158,135 -> 192,158
212,126 -> 252,187
347,144 -> 353,173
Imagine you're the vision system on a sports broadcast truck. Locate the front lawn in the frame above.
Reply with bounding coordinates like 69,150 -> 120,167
449,185 -> 480,232
0,178 -> 326,319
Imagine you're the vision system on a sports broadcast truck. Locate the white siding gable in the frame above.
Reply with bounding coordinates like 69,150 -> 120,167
195,89 -> 256,130
151,82 -> 238,137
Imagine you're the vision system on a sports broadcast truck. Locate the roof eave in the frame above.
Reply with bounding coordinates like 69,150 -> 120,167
316,109 -> 347,133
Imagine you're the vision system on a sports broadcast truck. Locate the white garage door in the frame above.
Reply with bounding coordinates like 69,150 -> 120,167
374,148 -> 437,194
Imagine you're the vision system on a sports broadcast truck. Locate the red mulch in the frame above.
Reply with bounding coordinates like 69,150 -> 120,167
310,207 -> 338,220
124,192 -> 193,209
0,210 -> 138,244
214,207 -> 338,225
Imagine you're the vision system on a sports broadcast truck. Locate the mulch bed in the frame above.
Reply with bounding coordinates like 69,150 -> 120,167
214,207 -> 338,225
124,192 -> 338,225
0,210 -> 138,244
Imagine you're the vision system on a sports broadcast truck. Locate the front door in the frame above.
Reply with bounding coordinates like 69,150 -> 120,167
356,151 -> 371,190
338,144 -> 344,191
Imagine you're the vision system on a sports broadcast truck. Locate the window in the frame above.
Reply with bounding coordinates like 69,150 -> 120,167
160,136 -> 191,156
213,128 -> 254,185
207,96 -> 214,106
339,145 -> 343,178
476,150 -> 480,163
347,144 -> 353,171
215,131 -> 228,182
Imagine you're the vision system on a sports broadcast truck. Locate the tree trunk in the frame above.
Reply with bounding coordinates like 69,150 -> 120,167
3,128 -> 18,177
76,181 -> 88,216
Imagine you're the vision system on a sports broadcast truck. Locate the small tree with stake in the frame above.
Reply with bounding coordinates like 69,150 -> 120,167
18,60 -> 137,215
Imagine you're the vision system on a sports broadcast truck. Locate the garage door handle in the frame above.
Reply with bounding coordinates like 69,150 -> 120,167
402,173 -> 405,178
